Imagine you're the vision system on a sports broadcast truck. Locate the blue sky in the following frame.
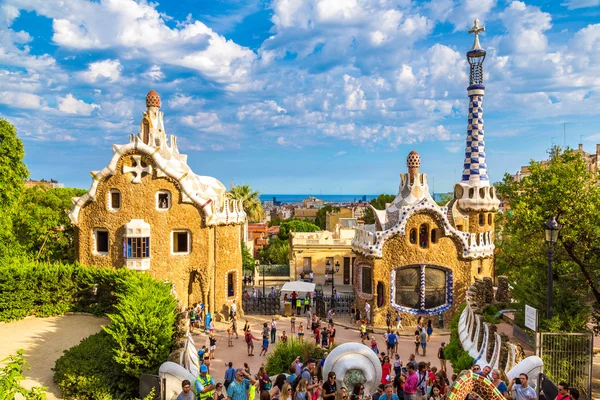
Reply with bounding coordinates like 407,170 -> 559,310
1,0 -> 599,195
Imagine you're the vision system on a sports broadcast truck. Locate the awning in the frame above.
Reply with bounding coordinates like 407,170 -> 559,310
280,281 -> 316,293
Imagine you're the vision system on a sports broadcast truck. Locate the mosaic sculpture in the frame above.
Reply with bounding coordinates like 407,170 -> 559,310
322,342 -> 383,395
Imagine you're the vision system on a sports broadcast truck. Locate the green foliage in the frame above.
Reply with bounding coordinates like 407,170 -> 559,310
0,350 -> 47,400
362,194 -> 394,225
314,205 -> 340,230
242,241 -> 256,274
259,237 -> 290,265
104,274 -> 177,378
269,217 -> 284,227
265,339 -> 329,375
495,146 -> 600,332
228,184 -> 264,223
435,193 -> 453,207
278,220 -> 320,240
53,331 -> 130,400
13,186 -> 87,263
444,304 -> 474,372
0,259 -> 133,321
481,304 -> 508,324
0,119 -> 29,259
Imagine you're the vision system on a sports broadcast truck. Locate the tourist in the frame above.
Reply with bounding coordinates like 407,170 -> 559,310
291,315 -> 296,333
372,384 -> 385,400
311,375 -> 322,400
403,363 -> 418,400
231,317 -> 239,339
386,329 -> 397,355
292,356 -> 303,376
307,307 -> 312,325
386,311 -> 392,328
416,362 -> 428,399
298,322 -> 305,342
327,308 -> 335,323
263,322 -> 270,338
296,298 -> 302,315
472,365 -> 481,374
230,300 -> 237,321
351,383 -> 369,400
270,374 -> 287,400
394,331 -> 399,354
314,323 -> 321,346
490,369 -> 508,397
395,311 -> 403,331
427,385 -> 442,400
310,271 -> 314,282
261,391 -> 271,400
205,311 -> 212,333
393,353 -> 402,377
321,325 -> 330,348
260,335 -> 269,356
288,366 -> 297,385
245,330 -> 259,356
406,354 -> 417,370
328,324 -> 336,349
431,374 -> 447,397
569,388 -> 579,400
282,383 -> 292,400
322,372 -> 338,400
437,343 -> 446,374
392,368 -> 406,400
360,322 -> 368,343
336,388 -> 349,400
382,356 -> 392,385
209,331 -> 217,359
305,297 -> 311,313
292,291 -> 298,311
419,329 -> 427,356
271,318 -> 278,344
301,359 -> 320,393
481,366 -> 491,378
355,307 -> 361,327
227,327 -> 234,347
370,336 -> 379,354
281,331 -> 288,343
177,379 -> 194,400
382,384 -> 399,400
295,380 -> 309,400
555,382 -> 569,400
413,330 -> 421,356
270,287 -> 276,297
243,276 -> 248,286
189,307 -> 197,333
244,363 -> 251,375
508,373 -> 537,400
320,351 -> 328,373
325,272 -> 329,285
365,302 -> 371,324
258,366 -> 271,392
196,365 -> 216,400
214,382 -> 226,400
426,320 -> 433,342
243,319 -> 250,333
224,362 -> 236,389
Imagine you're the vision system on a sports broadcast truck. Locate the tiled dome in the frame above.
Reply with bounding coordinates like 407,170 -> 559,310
407,150 -> 420,169
146,89 -> 161,108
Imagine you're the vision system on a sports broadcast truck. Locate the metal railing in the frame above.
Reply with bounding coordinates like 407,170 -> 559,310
256,264 -> 290,277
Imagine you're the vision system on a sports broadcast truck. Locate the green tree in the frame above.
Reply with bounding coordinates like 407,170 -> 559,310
0,119 -> 29,259
242,241 -> 256,274
259,237 -> 290,265
227,184 -> 264,222
13,186 -> 87,263
361,194 -> 395,225
495,146 -> 600,332
0,350 -> 46,399
435,193 -> 453,207
268,217 -> 284,227
314,205 -> 340,230
278,220 -> 320,240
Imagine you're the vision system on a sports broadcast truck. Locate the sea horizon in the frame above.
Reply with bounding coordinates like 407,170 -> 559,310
259,194 -> 378,204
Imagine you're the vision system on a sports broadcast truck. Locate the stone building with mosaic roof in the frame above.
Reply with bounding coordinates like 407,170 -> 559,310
351,20 -> 500,325
69,90 -> 246,318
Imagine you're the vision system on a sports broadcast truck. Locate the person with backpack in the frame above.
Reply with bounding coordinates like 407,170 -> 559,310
224,362 -> 236,390
245,330 -> 259,356
437,343 -> 446,374
292,359 -> 318,394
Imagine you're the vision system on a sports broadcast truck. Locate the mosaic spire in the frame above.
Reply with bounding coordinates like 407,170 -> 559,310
461,19 -> 489,185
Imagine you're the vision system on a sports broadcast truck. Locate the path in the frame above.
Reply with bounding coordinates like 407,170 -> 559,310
0,314 -> 108,399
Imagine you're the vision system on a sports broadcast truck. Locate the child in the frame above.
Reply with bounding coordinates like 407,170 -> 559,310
260,335 -> 269,356
370,337 -> 379,354
360,322 -> 368,344
298,322 -> 304,343
209,331 -> 217,359
227,327 -> 233,347
281,331 -> 288,343
291,315 -> 296,333
393,353 -> 403,377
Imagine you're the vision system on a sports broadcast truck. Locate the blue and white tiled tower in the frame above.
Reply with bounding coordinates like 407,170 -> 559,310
454,19 -> 500,213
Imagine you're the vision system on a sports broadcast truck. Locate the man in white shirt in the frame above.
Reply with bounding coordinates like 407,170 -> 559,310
309,271 -> 314,282
508,373 -> 537,400
365,302 -> 371,324
230,300 -> 237,321
270,318 -> 277,343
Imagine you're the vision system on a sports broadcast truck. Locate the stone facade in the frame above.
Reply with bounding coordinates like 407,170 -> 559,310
70,90 -> 246,319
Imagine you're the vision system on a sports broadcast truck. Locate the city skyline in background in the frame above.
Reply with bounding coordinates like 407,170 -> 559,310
1,0 -> 599,193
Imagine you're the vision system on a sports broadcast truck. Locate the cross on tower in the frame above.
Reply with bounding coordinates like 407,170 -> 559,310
123,155 -> 152,184
468,19 -> 485,50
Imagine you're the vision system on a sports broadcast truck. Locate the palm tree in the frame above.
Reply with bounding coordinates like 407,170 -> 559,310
227,184 -> 264,222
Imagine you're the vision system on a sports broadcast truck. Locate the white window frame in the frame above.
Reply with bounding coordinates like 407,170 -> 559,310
93,229 -> 109,255
108,189 -> 121,211
156,190 -> 171,211
171,230 -> 191,255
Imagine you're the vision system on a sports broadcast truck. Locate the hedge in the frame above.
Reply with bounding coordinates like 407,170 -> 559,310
443,304 -> 475,372
265,339 -> 329,377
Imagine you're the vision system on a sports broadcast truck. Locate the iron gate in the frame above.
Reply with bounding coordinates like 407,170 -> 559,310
242,294 -> 281,315
536,331 -> 593,399
314,294 -> 355,318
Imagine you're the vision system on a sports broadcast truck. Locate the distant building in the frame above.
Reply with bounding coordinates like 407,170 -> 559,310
294,207 -> 319,221
247,222 -> 269,257
25,178 -> 64,188
302,196 -> 325,209
325,207 -> 353,231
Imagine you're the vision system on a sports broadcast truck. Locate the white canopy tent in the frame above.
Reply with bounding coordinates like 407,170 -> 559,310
280,280 -> 316,293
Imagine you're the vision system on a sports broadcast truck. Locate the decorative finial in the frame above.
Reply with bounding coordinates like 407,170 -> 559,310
407,150 -> 420,177
146,89 -> 161,108
468,19 -> 485,51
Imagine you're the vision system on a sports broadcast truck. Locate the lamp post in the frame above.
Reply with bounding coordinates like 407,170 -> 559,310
330,261 -> 340,310
544,215 -> 562,319
262,262 -> 271,315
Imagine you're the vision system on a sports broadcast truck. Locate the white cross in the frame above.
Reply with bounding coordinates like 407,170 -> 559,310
123,155 -> 152,184
468,18 -> 485,50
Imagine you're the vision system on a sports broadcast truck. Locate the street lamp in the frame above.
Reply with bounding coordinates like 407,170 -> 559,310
544,215 -> 562,319
330,261 -> 340,310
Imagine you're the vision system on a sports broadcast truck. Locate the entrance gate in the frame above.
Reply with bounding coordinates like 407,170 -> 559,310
536,332 -> 593,399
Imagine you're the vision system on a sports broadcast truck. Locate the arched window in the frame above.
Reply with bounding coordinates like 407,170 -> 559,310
469,188 -> 474,199
361,266 -> 372,294
392,265 -> 452,313
409,228 -> 417,244
487,213 -> 492,225
431,228 -> 437,244
479,213 -> 484,226
419,224 -> 429,248
376,282 -> 384,307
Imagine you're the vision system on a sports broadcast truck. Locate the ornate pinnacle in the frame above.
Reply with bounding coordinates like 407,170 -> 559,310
468,19 -> 485,51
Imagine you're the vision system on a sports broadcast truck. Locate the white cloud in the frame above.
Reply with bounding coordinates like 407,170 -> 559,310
276,136 -> 286,145
167,94 -> 206,109
57,94 -> 100,115
0,91 -> 44,109
180,112 -> 223,132
344,75 -> 367,111
80,59 -> 122,83
561,0 -> 600,9
500,1 -> 552,54
335,150 -> 346,156
142,65 -> 164,81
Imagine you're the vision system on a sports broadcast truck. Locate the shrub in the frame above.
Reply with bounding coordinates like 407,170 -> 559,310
0,350 -> 47,400
444,304 -> 474,373
53,331 -> 131,400
104,274 -> 177,378
265,339 -> 329,375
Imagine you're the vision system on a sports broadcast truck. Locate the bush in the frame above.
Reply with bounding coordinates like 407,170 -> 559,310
265,340 -> 329,375
0,350 -> 47,400
53,331 -> 131,400
444,304 -> 474,373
